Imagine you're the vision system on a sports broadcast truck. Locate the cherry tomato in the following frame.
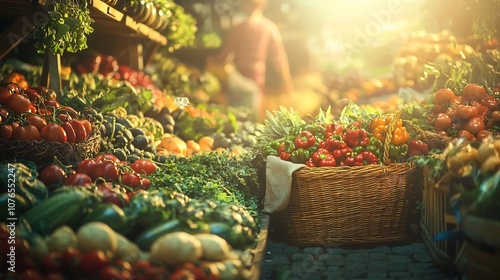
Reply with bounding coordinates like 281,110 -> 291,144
131,159 -> 157,175
132,259 -> 153,277
3,93 -> 31,114
0,124 -> 13,139
170,267 -> 196,280
12,124 -> 41,141
25,114 -> 47,131
121,172 -> 141,188
56,113 -> 69,122
465,117 -> 486,136
434,113 -> 452,131
41,123 -> 67,142
111,259 -> 132,273
479,95 -> 499,110
64,173 -> 92,187
70,119 -> 87,143
79,250 -> 109,274
39,165 -> 66,187
433,88 -> 456,105
192,262 -> 220,280
77,158 -> 99,175
62,121 -> 76,143
0,86 -> 12,104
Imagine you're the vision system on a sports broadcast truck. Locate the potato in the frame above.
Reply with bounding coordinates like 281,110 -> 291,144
195,233 -> 232,261
150,232 -> 202,266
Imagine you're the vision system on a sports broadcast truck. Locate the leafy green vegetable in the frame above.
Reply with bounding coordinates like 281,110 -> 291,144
149,152 -> 260,218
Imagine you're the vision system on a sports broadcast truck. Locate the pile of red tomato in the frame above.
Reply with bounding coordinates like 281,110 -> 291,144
428,83 -> 500,141
39,154 -> 157,207
0,82 -> 92,143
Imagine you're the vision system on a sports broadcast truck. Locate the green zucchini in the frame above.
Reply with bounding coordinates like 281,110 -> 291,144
22,188 -> 100,235
80,202 -> 128,234
134,219 -> 181,251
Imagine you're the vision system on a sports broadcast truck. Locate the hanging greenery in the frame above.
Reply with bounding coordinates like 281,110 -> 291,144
34,0 -> 94,55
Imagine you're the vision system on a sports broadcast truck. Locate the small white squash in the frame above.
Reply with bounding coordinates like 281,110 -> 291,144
195,233 -> 232,261
150,231 -> 202,266
77,222 -> 118,258
46,225 -> 78,253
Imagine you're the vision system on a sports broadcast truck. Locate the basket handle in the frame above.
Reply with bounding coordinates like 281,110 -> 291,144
382,110 -> 402,165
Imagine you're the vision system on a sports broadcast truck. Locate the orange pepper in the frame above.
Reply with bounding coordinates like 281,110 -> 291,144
373,125 -> 387,141
391,127 -> 409,145
369,117 -> 386,130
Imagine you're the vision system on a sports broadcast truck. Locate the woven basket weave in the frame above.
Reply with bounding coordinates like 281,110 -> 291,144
0,128 -> 101,169
272,111 -> 422,246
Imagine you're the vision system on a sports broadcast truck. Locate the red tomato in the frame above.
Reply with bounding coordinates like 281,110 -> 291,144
44,99 -> 60,108
465,117 -> 486,136
93,161 -> 119,181
95,153 -> 120,163
463,83 -> 487,101
11,124 -> 41,141
25,115 -> 47,131
62,121 -> 76,143
433,88 -> 456,105
480,95 -> 499,110
0,124 -> 13,139
61,246 -> 82,273
77,158 -> 99,175
79,250 -> 109,274
41,123 -> 67,142
456,105 -> 478,120
139,178 -> 151,190
192,262 -> 220,280
170,267 -> 196,280
131,159 -> 157,175
99,265 -> 130,280
3,93 -> 31,114
70,119 -> 87,143
56,113 -> 69,122
59,106 -> 79,119
23,88 -> 41,102
39,165 -> 66,187
0,86 -> 12,104
42,252 -> 63,273
64,173 -> 92,187
434,113 -> 452,131
476,130 -> 493,142
132,259 -> 154,277
491,110 -> 500,122
44,273 -> 66,280
102,190 -> 129,208
0,107 -> 9,119
457,130 -> 476,141
121,173 -> 141,188
78,119 -> 93,135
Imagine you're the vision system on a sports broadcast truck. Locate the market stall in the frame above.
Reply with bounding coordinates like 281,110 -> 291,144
0,0 -> 499,280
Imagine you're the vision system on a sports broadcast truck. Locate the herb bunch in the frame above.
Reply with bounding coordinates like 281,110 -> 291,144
34,0 -> 94,55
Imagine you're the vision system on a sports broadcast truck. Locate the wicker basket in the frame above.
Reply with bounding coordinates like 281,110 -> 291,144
419,166 -> 462,267
271,112 -> 422,246
272,163 -> 421,246
0,128 -> 101,169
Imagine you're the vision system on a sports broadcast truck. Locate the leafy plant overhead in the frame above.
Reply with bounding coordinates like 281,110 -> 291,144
34,0 -> 94,55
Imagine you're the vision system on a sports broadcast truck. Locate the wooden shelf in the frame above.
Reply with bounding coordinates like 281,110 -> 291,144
89,0 -> 167,46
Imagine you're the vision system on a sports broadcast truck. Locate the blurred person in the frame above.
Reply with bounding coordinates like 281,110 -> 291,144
213,0 -> 294,121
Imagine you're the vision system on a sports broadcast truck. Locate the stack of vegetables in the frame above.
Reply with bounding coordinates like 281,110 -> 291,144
260,106 -> 430,167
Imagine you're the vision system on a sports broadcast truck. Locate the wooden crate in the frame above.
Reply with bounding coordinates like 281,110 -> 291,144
420,166 -> 463,267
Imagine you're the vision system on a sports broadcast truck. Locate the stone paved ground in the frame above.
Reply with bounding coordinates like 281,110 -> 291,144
259,223 -> 459,280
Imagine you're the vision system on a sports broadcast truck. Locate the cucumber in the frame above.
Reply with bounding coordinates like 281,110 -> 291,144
134,219 -> 181,251
80,202 -> 128,234
22,189 -> 101,235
